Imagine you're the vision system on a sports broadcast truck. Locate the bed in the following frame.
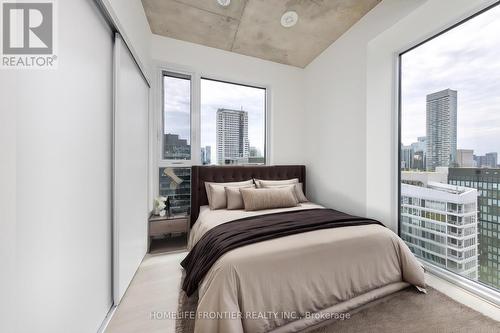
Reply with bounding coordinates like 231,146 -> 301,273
183,165 -> 425,333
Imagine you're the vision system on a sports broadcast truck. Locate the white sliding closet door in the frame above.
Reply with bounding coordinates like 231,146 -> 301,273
4,1 -> 115,332
113,34 -> 149,303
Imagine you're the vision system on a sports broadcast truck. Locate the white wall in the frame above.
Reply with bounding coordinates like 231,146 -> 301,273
104,0 -> 152,77
303,0 -> 425,217
1,1 -> 114,332
365,0 -> 497,231
151,35 -> 307,167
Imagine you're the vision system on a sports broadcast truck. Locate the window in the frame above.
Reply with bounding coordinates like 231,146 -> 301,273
159,167 -> 191,215
162,72 -> 191,160
200,78 -> 266,165
158,70 -> 268,215
399,3 -> 500,293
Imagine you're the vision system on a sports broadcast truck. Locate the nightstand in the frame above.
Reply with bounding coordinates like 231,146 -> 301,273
148,215 -> 190,254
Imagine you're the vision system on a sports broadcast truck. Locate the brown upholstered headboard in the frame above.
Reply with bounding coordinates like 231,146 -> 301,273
190,165 -> 306,226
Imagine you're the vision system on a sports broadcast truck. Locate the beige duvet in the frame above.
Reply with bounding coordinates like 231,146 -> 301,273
187,203 -> 426,333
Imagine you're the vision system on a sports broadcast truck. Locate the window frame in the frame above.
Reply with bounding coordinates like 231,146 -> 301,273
154,63 -> 271,198
158,68 -> 197,167
396,1 -> 500,305
200,76 -> 269,166
156,65 -> 270,167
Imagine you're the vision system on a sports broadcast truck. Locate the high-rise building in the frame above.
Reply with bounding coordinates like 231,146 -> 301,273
457,149 -> 474,167
448,168 -> 500,289
401,167 -> 449,187
411,136 -> 427,154
201,146 -> 211,165
474,155 -> 485,168
474,152 -> 498,168
425,89 -> 457,171
401,144 -> 413,170
401,179 -> 478,280
216,108 -> 249,165
412,151 -> 426,171
401,137 -> 426,171
485,153 -> 498,168
412,136 -> 427,170
164,133 -> 191,160
405,136 -> 427,170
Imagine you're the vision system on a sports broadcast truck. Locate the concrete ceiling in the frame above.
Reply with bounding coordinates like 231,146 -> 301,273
142,0 -> 381,68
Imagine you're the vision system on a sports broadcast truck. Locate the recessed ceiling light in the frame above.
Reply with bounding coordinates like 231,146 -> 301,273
217,0 -> 231,7
281,11 -> 298,28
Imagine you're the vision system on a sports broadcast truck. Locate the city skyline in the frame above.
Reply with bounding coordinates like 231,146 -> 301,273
400,4 -> 500,291
402,135 -> 499,170
401,4 -> 500,156
201,79 -> 265,164
163,76 -> 266,164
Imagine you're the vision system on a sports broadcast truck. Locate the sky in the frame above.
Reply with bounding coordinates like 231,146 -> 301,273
200,79 -> 265,163
164,76 -> 266,163
164,75 -> 191,144
401,4 -> 500,156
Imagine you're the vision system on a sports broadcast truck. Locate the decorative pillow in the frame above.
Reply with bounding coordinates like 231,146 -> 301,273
254,178 -> 299,188
206,180 -> 253,210
255,178 -> 308,203
292,183 -> 308,202
205,179 -> 253,209
240,187 -> 299,211
225,185 -> 255,210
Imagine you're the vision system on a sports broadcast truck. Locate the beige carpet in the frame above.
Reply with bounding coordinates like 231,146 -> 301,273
176,286 -> 500,333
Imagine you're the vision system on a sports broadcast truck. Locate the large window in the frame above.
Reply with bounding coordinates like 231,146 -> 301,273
201,78 -> 266,165
162,72 -> 191,160
159,70 -> 268,215
399,3 -> 500,293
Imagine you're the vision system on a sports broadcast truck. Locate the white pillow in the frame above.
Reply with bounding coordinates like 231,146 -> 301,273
254,178 -> 299,188
225,185 -> 255,210
240,187 -> 299,211
254,178 -> 308,202
205,179 -> 254,209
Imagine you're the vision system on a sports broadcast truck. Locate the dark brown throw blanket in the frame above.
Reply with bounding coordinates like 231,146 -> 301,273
181,208 -> 383,296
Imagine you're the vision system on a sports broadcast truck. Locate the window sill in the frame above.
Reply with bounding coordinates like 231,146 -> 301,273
422,261 -> 500,321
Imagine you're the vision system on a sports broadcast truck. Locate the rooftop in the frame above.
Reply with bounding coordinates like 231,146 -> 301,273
426,181 -> 475,195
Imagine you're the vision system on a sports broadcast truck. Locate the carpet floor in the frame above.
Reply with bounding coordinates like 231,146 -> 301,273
176,286 -> 500,333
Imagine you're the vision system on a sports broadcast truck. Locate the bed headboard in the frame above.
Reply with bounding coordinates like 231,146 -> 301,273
190,165 -> 306,226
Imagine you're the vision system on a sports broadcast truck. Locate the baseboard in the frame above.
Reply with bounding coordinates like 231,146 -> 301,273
425,272 -> 500,322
